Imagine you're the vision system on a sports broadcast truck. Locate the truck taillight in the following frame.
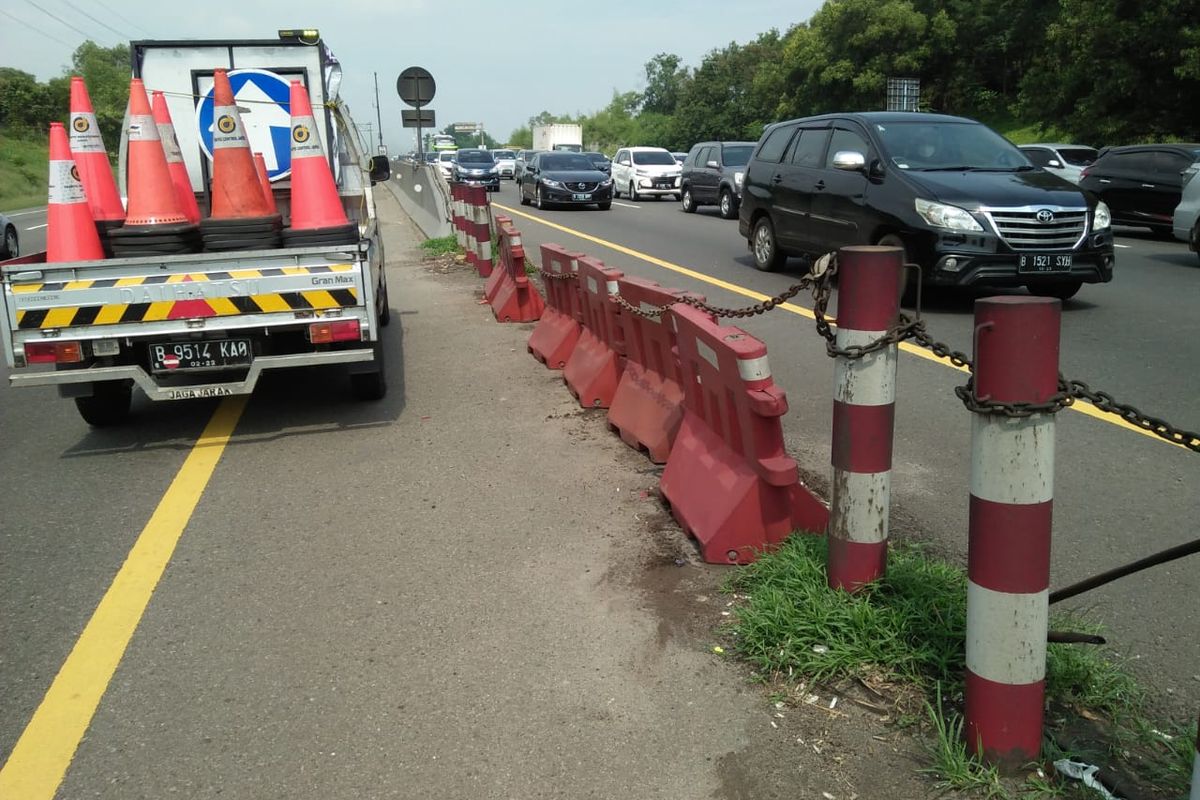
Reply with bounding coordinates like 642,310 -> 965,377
24,341 -> 84,364
308,320 -> 361,344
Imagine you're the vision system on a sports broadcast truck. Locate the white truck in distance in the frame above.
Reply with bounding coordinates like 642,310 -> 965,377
0,33 -> 393,425
532,123 -> 583,153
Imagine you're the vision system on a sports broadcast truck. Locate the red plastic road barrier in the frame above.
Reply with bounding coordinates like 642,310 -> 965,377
828,246 -> 901,592
485,214 -> 513,303
462,185 -> 481,272
465,185 -> 492,277
964,296 -> 1061,767
607,277 -> 703,463
563,256 -> 624,408
660,304 -> 828,564
528,244 -> 584,369
489,224 -> 544,323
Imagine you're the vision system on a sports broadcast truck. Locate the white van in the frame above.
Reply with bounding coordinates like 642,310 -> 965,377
611,146 -> 682,201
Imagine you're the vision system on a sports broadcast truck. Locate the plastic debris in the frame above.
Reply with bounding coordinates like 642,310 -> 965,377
713,646 -> 725,655
812,644 -> 829,654
1053,760 -> 1119,800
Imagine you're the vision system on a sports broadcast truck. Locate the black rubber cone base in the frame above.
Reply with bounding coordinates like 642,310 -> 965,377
282,222 -> 359,248
200,215 -> 283,233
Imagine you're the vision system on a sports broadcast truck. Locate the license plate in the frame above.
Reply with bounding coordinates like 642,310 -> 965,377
149,339 -> 252,372
572,193 -> 591,201
655,181 -> 674,188
1018,254 -> 1073,272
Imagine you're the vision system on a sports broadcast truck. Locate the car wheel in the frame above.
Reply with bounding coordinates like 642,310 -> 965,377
877,234 -> 917,306
719,189 -> 738,219
1150,224 -> 1174,239
629,182 -> 639,202
751,216 -> 786,272
681,188 -> 696,213
535,186 -> 546,210
1028,280 -> 1083,301
75,381 -> 132,427
519,183 -> 530,206
612,182 -> 620,199
1,226 -> 17,259
1192,222 -> 1200,265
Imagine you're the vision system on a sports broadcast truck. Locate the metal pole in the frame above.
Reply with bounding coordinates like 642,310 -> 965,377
827,246 -> 900,592
373,72 -> 384,151
965,295 -> 1060,768
415,101 -> 423,162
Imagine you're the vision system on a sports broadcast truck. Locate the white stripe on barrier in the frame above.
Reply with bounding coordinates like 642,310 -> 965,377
587,276 -> 599,294
965,582 -> 1048,685
970,415 -> 1056,505
737,355 -> 771,381
605,280 -> 619,295
697,340 -> 719,371
640,301 -> 662,324
833,328 -> 896,406
569,258 -> 578,273
830,469 -> 890,543
478,241 -> 492,260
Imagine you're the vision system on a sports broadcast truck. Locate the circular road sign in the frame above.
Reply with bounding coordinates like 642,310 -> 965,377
396,67 -> 435,106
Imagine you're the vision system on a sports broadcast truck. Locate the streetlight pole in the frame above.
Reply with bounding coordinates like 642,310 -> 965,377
373,71 -> 385,152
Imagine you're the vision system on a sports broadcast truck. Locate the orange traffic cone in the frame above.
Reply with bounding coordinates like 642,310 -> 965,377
123,78 -> 188,227
208,69 -> 273,220
68,76 -> 124,224
284,79 -> 356,245
253,152 -> 277,214
151,90 -> 201,224
47,122 -> 105,263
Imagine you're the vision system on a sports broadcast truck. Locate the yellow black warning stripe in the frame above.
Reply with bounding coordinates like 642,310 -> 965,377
13,265 -> 360,330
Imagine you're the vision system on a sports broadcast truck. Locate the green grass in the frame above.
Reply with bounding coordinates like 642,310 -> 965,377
726,535 -> 1194,796
420,235 -> 461,257
0,133 -> 49,212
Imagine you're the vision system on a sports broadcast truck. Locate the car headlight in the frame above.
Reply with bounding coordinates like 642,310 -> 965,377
543,178 -> 564,189
1093,200 -> 1111,230
599,178 -> 613,187
914,198 -> 984,232
735,172 -> 744,186
635,168 -> 650,176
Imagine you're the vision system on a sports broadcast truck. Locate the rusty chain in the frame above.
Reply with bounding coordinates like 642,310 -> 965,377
553,250 -> 1197,451
539,267 -> 578,281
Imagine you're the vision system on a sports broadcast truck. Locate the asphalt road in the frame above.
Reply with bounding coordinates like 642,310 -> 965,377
3,207 -> 48,256
486,179 -> 1200,708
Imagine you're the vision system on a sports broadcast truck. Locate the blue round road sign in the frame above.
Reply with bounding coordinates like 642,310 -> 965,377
196,69 -> 295,181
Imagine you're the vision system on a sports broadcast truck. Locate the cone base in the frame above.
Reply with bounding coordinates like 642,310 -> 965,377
282,223 -> 359,248
200,215 -> 283,232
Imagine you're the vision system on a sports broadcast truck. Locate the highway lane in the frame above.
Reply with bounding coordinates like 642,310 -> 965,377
489,179 -> 1200,708
3,207 -> 48,256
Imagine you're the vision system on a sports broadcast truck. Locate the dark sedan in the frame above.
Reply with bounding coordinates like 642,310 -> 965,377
452,149 -> 501,191
584,151 -> 611,174
1079,143 -> 1200,235
518,152 -> 613,210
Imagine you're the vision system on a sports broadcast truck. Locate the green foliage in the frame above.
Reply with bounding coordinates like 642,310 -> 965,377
420,235 -> 461,257
440,124 -> 501,151
0,133 -> 50,211
523,1 -> 1196,153
507,125 -> 533,149
920,685 -> 1007,798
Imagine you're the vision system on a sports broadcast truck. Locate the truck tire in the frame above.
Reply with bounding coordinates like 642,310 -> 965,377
378,271 -> 391,327
351,342 -> 387,401
75,380 -> 132,427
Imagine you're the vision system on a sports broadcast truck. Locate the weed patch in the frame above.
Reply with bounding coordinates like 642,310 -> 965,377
420,235 -> 461,257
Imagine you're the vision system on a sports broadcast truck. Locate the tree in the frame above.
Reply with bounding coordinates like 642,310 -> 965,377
440,123 -> 500,150
1019,0 -> 1200,144
641,53 -> 689,115
507,125 -> 533,149
672,32 -> 787,146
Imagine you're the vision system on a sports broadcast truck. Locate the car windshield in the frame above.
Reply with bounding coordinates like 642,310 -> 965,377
542,154 -> 595,171
457,151 -> 494,164
873,121 -> 1032,170
1057,148 -> 1098,166
493,150 -> 515,159
632,150 -> 677,166
722,145 -> 754,166
439,153 -> 455,162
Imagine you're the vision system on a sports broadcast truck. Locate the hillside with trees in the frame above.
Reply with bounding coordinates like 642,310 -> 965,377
511,0 -> 1200,153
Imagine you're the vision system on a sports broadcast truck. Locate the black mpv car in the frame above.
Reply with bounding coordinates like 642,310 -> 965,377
519,152 -> 613,210
1078,143 -> 1200,235
738,112 -> 1115,300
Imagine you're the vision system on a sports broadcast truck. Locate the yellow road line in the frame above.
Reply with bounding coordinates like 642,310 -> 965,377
0,397 -> 248,799
494,203 -> 1180,449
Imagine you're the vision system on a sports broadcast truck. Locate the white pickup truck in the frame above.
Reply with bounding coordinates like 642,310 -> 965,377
0,33 -> 393,425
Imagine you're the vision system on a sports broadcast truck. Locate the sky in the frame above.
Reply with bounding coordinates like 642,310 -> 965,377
1,0 -> 823,153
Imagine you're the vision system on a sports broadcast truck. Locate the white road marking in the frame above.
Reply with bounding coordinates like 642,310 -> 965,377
1114,243 -> 1131,248
5,209 -> 47,217
25,224 -> 48,230
613,201 -> 641,209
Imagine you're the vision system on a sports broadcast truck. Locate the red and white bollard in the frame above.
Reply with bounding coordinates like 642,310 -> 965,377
827,246 -> 901,592
965,296 -> 1061,766
452,184 -> 467,250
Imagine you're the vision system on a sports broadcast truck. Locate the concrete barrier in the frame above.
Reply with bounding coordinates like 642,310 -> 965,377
388,162 -> 453,239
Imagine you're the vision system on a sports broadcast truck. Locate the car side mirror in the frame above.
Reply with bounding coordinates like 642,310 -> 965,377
1047,159 -> 1062,168
369,155 -> 390,184
705,160 -> 719,169
832,150 -> 867,172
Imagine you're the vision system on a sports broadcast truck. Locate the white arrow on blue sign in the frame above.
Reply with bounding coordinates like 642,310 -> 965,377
196,69 -> 295,181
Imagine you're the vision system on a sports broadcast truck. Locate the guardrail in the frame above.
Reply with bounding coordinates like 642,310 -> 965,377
388,162 -> 452,239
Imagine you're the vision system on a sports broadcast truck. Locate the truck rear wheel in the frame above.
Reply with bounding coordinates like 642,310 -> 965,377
350,342 -> 387,401
75,380 -> 132,427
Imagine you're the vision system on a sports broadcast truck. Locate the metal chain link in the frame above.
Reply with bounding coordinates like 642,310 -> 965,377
539,268 -> 577,281
558,249 -> 1197,451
